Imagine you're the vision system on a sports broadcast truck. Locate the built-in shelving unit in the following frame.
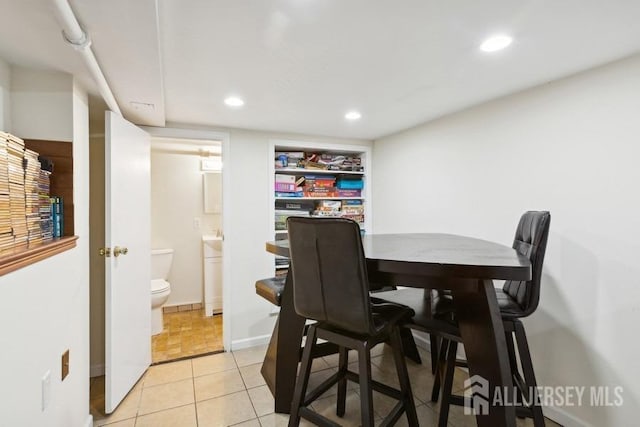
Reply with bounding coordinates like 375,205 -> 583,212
269,140 -> 372,277
0,134 -> 77,277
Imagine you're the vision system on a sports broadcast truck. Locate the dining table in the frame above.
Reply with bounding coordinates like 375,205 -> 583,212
261,233 -> 531,427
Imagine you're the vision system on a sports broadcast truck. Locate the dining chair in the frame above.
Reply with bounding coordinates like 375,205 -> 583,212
377,211 -> 551,426
286,217 -> 419,427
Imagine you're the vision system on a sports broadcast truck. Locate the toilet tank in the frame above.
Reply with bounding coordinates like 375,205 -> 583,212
151,248 -> 174,280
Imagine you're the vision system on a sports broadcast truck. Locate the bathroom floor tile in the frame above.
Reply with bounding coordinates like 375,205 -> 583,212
151,309 -> 223,363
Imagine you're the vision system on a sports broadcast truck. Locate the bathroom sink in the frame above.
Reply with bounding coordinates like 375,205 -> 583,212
203,235 -> 223,257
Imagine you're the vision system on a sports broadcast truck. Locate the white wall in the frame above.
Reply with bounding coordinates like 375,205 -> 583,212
150,148 -> 221,306
0,65 -> 90,427
372,54 -> 640,426
0,57 -> 10,131
10,67 -> 74,142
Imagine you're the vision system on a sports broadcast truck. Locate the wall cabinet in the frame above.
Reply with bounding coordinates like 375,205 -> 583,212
203,236 -> 223,315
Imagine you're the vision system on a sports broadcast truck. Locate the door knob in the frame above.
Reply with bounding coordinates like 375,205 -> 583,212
113,246 -> 129,257
99,247 -> 111,257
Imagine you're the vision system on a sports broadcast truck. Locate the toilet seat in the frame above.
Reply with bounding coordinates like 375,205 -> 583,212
151,279 -> 170,294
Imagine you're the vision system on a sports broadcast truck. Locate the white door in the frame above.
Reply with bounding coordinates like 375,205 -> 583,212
104,111 -> 151,413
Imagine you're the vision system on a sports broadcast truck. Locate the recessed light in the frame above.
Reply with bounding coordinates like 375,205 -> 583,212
345,111 -> 362,121
479,35 -> 513,52
224,96 -> 244,107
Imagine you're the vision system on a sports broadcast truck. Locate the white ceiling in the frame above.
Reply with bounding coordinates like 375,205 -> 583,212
0,0 -> 639,140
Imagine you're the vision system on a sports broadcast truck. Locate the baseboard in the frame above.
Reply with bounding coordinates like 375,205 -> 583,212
90,363 -> 105,377
542,405 -> 590,427
231,334 -> 271,351
84,414 -> 94,427
410,330 -> 431,350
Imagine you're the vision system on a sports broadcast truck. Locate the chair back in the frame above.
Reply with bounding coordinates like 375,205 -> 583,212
502,211 -> 551,317
287,217 -> 374,335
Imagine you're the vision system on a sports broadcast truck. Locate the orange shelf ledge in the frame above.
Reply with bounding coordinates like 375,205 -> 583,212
0,236 -> 79,277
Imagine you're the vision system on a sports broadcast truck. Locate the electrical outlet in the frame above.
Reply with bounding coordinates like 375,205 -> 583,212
193,217 -> 201,230
61,350 -> 70,380
41,370 -> 51,411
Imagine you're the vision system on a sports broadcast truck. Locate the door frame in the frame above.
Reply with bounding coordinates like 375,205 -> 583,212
141,126 -> 232,351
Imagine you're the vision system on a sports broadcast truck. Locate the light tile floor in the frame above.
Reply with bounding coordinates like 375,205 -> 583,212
151,309 -> 223,363
90,344 -> 563,427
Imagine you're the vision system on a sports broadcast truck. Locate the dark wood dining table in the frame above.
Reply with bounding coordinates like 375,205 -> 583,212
261,233 -> 531,427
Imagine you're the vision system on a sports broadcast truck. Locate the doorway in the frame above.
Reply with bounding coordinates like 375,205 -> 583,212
149,136 -> 224,363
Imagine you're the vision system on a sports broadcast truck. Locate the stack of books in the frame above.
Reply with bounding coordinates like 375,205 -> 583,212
274,152 -> 364,172
303,175 -> 337,197
7,134 -> 27,249
51,196 -> 64,238
312,200 -> 341,217
274,151 -> 305,169
0,133 -> 12,254
24,149 -> 42,246
0,132 -> 57,255
318,154 -> 364,172
38,169 -> 53,241
336,177 -> 363,197
274,174 -> 304,197
274,209 -> 310,230
341,200 -> 365,228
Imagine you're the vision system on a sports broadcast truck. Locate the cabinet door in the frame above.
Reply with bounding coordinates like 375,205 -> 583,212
204,257 -> 223,315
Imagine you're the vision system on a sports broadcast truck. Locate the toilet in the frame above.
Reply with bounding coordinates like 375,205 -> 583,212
151,248 -> 173,336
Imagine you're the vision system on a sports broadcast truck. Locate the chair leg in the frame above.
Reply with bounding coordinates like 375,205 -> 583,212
514,321 -> 545,427
438,340 -> 458,427
390,326 -> 419,426
431,338 -> 449,402
505,328 -> 525,418
400,327 -> 422,364
288,325 -> 318,427
336,346 -> 349,417
357,342 -> 374,427
430,334 -> 439,374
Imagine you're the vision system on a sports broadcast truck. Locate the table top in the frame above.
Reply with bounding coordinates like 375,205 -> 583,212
266,233 -> 531,281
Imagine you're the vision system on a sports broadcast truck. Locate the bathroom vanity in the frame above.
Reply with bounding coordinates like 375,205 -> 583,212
202,235 -> 223,316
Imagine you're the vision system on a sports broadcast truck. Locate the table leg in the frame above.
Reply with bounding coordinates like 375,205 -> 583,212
451,279 -> 516,427
260,272 -> 306,413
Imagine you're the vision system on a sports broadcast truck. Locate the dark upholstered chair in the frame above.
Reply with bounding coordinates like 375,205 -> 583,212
378,211 -> 551,426
286,217 -> 418,427
255,276 -> 286,306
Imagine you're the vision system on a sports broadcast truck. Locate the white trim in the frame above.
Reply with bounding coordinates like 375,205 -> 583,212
539,405 -> 590,427
84,414 -> 94,427
141,126 -> 232,352
231,334 -> 272,351
90,363 -> 105,378
411,330 -> 431,350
